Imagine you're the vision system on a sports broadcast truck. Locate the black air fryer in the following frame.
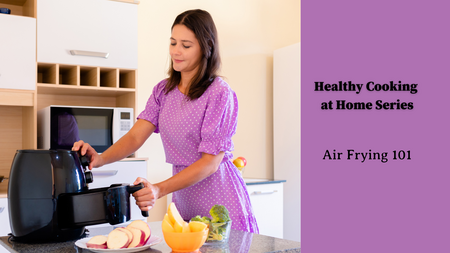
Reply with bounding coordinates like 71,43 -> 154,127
7,149 -> 148,242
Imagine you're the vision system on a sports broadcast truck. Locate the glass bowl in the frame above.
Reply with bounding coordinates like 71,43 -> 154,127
204,221 -> 232,245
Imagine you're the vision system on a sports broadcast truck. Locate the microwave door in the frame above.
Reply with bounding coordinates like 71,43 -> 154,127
50,107 -> 113,153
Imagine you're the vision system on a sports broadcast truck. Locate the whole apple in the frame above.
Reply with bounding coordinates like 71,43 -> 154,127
233,158 -> 245,169
236,156 -> 247,166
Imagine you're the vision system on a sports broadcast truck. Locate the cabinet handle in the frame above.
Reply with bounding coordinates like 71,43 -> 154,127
92,170 -> 118,177
252,190 -> 278,195
70,50 -> 109,59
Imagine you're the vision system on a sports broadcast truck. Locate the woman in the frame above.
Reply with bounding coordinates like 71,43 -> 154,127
72,9 -> 258,233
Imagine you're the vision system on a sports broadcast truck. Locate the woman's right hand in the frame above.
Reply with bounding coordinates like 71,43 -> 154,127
72,140 -> 103,170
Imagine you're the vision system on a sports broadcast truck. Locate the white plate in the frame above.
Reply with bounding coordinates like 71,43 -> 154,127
75,235 -> 163,253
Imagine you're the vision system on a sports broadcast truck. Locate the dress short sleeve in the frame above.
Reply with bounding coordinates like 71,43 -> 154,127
137,80 -> 167,133
198,82 -> 238,155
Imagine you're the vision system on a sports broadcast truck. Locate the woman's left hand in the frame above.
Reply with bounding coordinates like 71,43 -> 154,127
132,177 -> 160,211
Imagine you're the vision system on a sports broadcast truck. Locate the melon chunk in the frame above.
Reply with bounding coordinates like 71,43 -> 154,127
107,229 -> 130,249
86,235 -> 108,249
126,226 -> 146,248
126,220 -> 151,243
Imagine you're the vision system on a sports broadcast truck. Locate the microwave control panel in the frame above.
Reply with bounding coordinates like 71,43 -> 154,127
114,108 -> 134,141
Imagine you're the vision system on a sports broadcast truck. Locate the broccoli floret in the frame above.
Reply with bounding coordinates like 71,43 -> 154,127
191,205 -> 231,241
190,215 -> 211,224
190,215 -> 203,222
209,204 -> 231,223
208,222 -> 228,241
201,216 -> 211,223
208,233 -> 223,241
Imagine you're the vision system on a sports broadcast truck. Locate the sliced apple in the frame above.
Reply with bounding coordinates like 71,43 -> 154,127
173,219 -> 183,233
162,218 -> 174,232
127,220 -> 151,243
181,221 -> 191,233
126,226 -> 145,248
116,227 -> 133,243
86,235 -> 108,249
167,202 -> 184,226
107,229 -> 130,249
163,213 -> 173,226
189,221 -> 208,232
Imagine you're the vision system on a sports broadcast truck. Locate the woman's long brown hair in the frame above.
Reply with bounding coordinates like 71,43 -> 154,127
165,9 -> 221,100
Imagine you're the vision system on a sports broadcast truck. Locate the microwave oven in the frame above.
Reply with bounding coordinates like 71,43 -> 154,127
38,105 -> 134,153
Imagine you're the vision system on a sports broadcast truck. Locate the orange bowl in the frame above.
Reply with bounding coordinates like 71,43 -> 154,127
162,229 -> 209,252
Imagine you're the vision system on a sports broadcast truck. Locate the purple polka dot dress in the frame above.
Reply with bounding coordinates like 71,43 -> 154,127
137,77 -> 259,233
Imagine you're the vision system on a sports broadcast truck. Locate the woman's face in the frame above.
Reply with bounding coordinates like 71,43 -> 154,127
170,24 -> 203,75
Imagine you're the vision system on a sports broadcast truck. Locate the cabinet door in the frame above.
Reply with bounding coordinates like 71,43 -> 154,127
0,15 -> 36,91
0,198 -> 11,236
88,160 -> 147,221
247,183 -> 284,238
37,0 -> 138,69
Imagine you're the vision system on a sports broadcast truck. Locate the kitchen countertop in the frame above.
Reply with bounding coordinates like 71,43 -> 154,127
244,178 -> 287,185
0,221 -> 300,253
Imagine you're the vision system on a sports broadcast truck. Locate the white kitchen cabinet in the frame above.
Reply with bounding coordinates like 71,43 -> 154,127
246,180 -> 284,238
37,0 -> 138,69
86,159 -> 147,228
0,198 -> 11,236
0,14 -> 36,91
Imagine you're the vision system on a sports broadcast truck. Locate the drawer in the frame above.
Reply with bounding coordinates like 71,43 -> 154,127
247,183 -> 284,238
0,198 -> 11,236
37,0 -> 138,69
0,15 -> 36,91
88,160 -> 147,222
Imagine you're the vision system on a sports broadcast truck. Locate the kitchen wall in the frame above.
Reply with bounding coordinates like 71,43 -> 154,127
137,0 -> 300,221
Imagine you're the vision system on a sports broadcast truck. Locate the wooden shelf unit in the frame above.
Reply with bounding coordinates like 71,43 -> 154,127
0,105 -> 35,194
36,63 -> 137,109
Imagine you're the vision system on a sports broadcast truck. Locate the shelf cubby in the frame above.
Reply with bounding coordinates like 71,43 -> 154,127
119,69 -> 136,89
37,63 -> 57,84
0,0 -> 36,18
80,66 -> 98,87
58,65 -> 78,85
100,68 -> 118,88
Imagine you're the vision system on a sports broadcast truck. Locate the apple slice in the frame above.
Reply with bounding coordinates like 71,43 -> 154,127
181,221 -> 191,233
107,229 -> 131,249
173,219 -> 183,233
162,218 -> 174,232
168,202 -> 184,226
189,221 -> 208,232
127,220 -> 151,243
163,213 -> 173,226
126,227 -> 146,248
116,228 -> 133,243
86,235 -> 108,249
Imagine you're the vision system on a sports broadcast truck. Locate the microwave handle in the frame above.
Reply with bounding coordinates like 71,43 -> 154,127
91,170 -> 118,177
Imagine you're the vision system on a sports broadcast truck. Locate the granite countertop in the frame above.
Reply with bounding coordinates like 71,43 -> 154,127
0,221 -> 300,253
244,178 -> 287,185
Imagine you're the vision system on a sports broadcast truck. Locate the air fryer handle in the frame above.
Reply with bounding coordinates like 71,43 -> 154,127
127,183 -> 149,217
78,155 -> 94,183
